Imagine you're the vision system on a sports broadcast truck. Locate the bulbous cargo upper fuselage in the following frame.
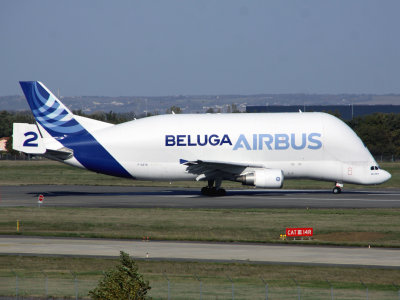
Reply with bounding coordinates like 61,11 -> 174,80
86,112 -> 391,185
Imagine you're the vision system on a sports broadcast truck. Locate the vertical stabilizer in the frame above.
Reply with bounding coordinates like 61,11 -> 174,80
19,81 -> 85,139
19,81 -> 132,178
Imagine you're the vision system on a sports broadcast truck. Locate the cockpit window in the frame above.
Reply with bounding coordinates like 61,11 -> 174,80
370,166 -> 374,170
371,166 -> 379,170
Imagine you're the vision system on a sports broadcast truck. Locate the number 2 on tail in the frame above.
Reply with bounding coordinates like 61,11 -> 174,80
23,131 -> 38,147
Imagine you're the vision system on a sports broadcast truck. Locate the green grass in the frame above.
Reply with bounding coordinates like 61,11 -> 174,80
1,159 -> 399,189
1,160 -> 399,298
2,207 -> 400,247
0,256 -> 399,299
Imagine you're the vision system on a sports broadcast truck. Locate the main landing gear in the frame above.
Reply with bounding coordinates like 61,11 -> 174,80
333,182 -> 343,194
201,179 -> 226,196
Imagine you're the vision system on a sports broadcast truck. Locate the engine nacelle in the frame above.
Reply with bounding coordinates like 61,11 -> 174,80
236,169 -> 284,188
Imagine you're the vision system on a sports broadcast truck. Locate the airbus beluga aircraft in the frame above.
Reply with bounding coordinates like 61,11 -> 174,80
14,81 -> 391,196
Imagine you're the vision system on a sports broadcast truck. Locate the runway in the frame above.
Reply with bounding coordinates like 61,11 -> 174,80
0,236 -> 398,268
1,185 -> 399,268
1,185 -> 400,208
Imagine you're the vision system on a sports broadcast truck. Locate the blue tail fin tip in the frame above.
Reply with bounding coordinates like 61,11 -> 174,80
19,81 -> 85,137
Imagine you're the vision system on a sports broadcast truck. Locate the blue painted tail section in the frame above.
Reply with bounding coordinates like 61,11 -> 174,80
20,82 -> 85,137
20,81 -> 132,178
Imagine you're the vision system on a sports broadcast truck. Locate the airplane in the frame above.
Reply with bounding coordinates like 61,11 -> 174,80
13,81 -> 391,196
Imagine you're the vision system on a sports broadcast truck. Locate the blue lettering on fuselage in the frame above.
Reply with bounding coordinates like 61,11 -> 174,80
307,133 -> 322,149
165,134 -> 232,147
165,133 -> 322,150
232,134 -> 251,150
274,134 -> 290,150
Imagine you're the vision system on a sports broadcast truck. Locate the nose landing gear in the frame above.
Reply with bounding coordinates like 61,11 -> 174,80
333,182 -> 343,194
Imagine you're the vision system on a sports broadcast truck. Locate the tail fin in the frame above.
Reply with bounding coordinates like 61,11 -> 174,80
19,81 -> 85,138
19,81 -> 132,178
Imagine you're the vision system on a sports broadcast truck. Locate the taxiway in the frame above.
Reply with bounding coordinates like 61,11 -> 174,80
0,236 -> 398,268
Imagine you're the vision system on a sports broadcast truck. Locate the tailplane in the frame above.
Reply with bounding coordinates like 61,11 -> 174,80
12,123 -> 46,154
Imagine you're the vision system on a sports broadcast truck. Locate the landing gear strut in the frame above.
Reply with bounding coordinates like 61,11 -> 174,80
201,179 -> 226,196
333,182 -> 343,194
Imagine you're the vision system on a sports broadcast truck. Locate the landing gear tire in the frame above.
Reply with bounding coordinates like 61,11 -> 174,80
332,186 -> 342,194
217,188 -> 226,196
200,187 -> 226,197
201,178 -> 226,196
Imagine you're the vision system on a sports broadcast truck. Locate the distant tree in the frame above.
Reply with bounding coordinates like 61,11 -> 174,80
348,113 -> 400,159
230,103 -> 240,113
166,106 -> 182,114
206,108 -> 215,113
89,251 -> 151,300
105,111 -> 119,124
5,136 -> 18,155
0,111 -> 34,137
145,112 -> 154,117
323,109 -> 341,119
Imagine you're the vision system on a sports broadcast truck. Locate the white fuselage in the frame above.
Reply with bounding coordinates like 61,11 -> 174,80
65,112 -> 390,185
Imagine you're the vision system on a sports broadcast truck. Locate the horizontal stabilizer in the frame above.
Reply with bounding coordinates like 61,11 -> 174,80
44,147 -> 74,161
13,123 -> 46,154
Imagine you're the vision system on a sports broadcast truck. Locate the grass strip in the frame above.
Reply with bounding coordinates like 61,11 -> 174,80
0,255 -> 399,292
1,207 -> 400,247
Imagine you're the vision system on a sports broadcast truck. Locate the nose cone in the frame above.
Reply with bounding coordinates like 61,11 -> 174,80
380,169 -> 392,183
365,168 -> 391,185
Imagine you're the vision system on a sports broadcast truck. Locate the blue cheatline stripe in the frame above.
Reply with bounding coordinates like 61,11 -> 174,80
61,133 -> 133,178
20,81 -> 133,179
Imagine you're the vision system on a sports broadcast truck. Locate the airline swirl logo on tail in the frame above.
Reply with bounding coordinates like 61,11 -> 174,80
25,82 -> 85,136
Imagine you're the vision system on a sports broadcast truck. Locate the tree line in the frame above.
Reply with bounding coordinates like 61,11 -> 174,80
1,109 -> 400,160
348,113 -> 400,160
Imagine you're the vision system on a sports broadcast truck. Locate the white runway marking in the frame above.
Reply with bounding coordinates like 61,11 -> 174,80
258,197 -> 400,202
157,195 -> 400,202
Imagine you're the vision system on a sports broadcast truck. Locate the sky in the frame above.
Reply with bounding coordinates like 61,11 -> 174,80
1,0 -> 400,96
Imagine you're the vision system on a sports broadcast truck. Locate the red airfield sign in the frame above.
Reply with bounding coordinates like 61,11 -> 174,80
286,228 -> 313,237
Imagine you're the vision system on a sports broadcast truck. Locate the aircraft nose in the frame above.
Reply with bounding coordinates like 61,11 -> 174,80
381,169 -> 391,183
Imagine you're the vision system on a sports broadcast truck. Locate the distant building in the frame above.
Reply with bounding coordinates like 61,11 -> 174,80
246,105 -> 400,120
0,137 -> 10,152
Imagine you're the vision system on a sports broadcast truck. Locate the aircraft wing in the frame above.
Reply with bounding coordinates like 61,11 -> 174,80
180,159 -> 265,181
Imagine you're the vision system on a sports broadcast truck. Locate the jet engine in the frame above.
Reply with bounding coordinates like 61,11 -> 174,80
236,169 -> 284,188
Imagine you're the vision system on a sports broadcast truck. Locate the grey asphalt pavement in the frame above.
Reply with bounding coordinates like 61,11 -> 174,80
0,236 -> 399,268
0,185 -> 400,208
